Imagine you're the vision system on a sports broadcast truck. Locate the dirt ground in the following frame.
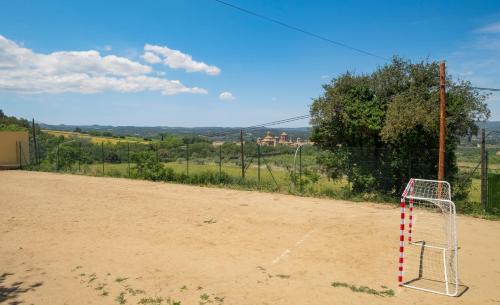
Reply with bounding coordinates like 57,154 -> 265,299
1,171 -> 499,305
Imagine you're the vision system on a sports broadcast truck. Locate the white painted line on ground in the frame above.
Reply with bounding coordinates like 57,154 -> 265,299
270,229 -> 315,266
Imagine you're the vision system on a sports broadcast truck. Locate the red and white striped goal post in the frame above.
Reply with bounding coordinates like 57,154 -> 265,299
398,178 -> 414,284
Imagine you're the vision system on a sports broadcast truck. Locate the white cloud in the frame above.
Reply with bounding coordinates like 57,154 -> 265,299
477,21 -> 500,33
144,44 -> 221,75
142,51 -> 162,64
0,35 -> 207,95
219,91 -> 235,101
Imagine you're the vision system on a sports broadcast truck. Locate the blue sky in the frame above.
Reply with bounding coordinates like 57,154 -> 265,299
0,0 -> 499,127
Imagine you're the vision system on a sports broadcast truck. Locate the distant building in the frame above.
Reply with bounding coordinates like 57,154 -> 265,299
257,131 -> 279,146
279,132 -> 289,143
257,131 -> 310,147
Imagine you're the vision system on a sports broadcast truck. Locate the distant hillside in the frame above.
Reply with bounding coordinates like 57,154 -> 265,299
483,121 -> 500,130
39,123 -> 312,141
37,120 -> 500,143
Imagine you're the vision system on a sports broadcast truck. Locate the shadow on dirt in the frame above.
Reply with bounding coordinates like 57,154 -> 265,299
0,272 -> 43,304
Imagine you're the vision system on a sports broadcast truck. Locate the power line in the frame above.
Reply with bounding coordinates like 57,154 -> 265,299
213,1 -> 500,94
245,115 -> 310,130
204,114 -> 310,138
472,87 -> 500,92
212,0 -> 388,61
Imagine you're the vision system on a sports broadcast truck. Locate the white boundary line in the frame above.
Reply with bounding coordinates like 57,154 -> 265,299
270,229 -> 315,266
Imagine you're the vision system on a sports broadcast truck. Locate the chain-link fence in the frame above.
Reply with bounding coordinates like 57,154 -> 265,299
26,135 -> 315,192
488,173 -> 500,213
22,129 -> 500,214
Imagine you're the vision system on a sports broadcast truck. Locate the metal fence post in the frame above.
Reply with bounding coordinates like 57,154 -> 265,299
257,144 -> 261,188
481,128 -> 487,210
485,150 -> 489,211
127,142 -> 131,177
56,143 -> 60,171
156,144 -> 159,163
78,142 -> 81,172
299,145 -> 303,193
347,148 -> 351,198
186,143 -> 189,176
240,129 -> 245,179
32,118 -> 38,165
101,142 -> 104,175
219,145 -> 222,182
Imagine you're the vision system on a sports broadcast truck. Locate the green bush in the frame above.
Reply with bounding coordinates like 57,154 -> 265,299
0,123 -> 27,131
455,200 -> 483,214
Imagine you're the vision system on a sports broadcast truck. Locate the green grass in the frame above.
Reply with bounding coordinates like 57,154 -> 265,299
138,297 -> 163,304
44,129 -> 148,144
115,292 -> 127,304
82,159 -> 347,194
0,124 -> 27,131
468,178 -> 481,203
115,277 -> 128,283
125,287 -> 145,296
95,283 -> 107,291
165,299 -> 181,305
331,282 -> 394,297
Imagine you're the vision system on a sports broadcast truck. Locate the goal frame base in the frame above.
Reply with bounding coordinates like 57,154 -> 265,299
401,283 -> 459,297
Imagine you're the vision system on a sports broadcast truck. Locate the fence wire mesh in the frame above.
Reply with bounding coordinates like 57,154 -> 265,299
21,129 -> 500,214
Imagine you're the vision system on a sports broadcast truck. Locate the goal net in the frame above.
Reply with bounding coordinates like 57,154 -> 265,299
398,178 -> 459,296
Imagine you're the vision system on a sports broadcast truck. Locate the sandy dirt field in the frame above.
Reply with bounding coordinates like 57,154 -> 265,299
1,171 -> 499,305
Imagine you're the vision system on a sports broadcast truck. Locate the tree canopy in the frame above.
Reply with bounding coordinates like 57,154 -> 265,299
310,57 -> 490,198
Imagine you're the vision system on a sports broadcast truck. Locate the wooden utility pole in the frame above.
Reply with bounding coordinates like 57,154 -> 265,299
438,61 -> 446,181
240,129 -> 245,179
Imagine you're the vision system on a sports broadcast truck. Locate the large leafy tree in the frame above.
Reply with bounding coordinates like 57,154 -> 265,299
310,57 -> 490,197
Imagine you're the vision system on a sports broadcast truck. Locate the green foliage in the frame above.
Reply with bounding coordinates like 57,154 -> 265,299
331,281 -> 394,297
138,297 -> 163,304
311,57 -> 490,196
0,123 -> 27,131
88,130 -> 113,137
488,173 -> 500,214
0,110 -> 30,130
48,142 -> 80,170
115,292 -> 126,304
131,152 -> 174,181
